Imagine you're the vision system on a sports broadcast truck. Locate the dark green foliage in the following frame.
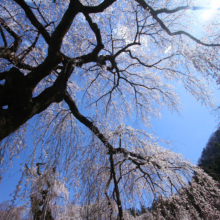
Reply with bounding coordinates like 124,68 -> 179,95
198,130 -> 220,182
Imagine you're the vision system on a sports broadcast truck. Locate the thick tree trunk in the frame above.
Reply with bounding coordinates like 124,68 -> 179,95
0,63 -> 73,141
0,68 -> 33,140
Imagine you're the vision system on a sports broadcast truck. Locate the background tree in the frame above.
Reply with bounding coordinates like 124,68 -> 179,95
151,171 -> 220,219
1,0 -> 220,219
24,163 -> 69,220
198,129 -> 220,182
0,201 -> 26,220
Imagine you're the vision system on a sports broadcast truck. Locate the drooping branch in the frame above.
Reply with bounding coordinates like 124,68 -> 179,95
63,90 -> 114,152
135,0 -> 220,47
63,91 -> 149,164
109,153 -> 124,220
155,6 -> 220,15
152,16 -> 220,47
60,95 -> 197,198
63,95 -> 197,200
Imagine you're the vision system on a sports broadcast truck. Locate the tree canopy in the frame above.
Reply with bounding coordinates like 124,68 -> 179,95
1,0 -> 220,219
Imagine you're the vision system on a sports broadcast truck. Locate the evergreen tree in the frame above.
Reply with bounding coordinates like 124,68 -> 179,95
198,130 -> 220,182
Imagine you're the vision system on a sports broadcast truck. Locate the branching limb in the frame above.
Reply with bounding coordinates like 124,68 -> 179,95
33,59 -> 74,114
0,18 -> 22,64
83,12 -> 104,56
25,53 -> 64,91
12,0 -> 80,89
125,49 -> 178,68
0,17 -> 39,70
0,24 -> 7,47
49,0 -> 82,54
0,18 -> 21,52
13,0 -> 51,44
81,0 -> 117,13
19,32 -> 40,62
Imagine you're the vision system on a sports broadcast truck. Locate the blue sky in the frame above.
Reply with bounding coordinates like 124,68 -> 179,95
151,85 -> 220,164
